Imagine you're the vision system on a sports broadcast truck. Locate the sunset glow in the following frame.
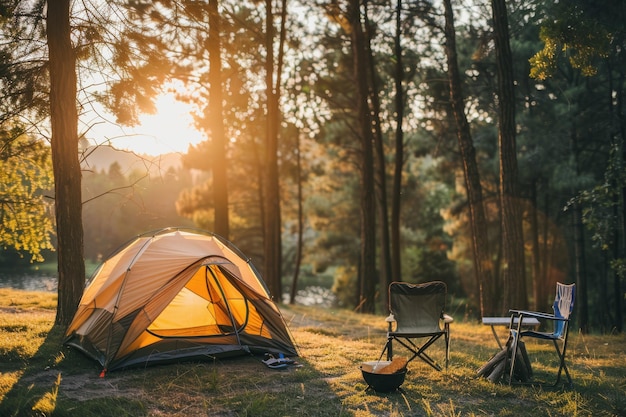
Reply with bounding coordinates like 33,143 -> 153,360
88,90 -> 205,156
115,93 -> 204,156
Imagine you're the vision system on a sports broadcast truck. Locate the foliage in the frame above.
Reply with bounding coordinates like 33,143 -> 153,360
573,142 -> 626,278
529,0 -> 625,83
0,3 -> 56,264
0,129 -> 54,262
530,18 -> 610,80
0,1 -> 49,124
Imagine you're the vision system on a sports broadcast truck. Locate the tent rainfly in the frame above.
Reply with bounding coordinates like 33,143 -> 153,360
64,228 -> 297,373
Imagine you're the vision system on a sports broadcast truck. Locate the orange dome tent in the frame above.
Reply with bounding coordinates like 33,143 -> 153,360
64,228 -> 297,372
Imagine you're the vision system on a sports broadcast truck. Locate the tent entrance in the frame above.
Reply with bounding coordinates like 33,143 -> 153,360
146,264 -> 249,338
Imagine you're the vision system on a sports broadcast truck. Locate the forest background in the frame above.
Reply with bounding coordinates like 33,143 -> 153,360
0,0 -> 624,334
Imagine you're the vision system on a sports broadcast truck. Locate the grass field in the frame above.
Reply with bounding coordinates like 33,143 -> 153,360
1,288 -> 625,416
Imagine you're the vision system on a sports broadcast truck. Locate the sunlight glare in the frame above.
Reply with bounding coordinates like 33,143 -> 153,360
103,93 -> 204,156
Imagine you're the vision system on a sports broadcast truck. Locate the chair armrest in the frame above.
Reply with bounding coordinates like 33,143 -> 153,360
442,314 -> 454,324
509,309 -> 568,322
385,314 -> 396,333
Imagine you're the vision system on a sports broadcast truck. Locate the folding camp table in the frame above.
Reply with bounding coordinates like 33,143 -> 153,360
482,316 -> 540,349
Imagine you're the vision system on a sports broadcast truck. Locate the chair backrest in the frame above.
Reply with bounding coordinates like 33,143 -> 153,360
389,281 -> 447,334
552,282 -> 576,338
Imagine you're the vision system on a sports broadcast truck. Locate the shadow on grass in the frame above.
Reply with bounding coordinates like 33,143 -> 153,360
0,324 -> 145,417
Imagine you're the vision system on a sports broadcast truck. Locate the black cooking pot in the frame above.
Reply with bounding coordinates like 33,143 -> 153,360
360,368 -> 407,392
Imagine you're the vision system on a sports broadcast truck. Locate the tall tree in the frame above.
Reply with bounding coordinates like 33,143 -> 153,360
492,0 -> 527,312
348,0 -> 377,313
207,0 -> 229,239
47,0 -> 86,325
363,1 -> 392,303
288,131 -> 304,304
262,0 -> 288,299
390,0 -> 405,284
442,0 -> 496,316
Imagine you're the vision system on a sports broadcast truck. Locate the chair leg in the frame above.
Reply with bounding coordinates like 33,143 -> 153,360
394,338 -> 420,364
509,335 -> 572,387
552,339 -> 572,387
444,324 -> 450,370
379,336 -> 393,361
420,352 -> 442,371
508,331 -> 519,385
394,336 -> 443,371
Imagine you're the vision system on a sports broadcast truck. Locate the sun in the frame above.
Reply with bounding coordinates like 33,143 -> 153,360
114,93 -> 205,156
87,86 -> 205,157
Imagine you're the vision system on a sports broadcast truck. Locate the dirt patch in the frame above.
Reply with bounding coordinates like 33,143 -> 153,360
20,369 -> 142,402
61,373 -> 143,401
0,307 -> 26,314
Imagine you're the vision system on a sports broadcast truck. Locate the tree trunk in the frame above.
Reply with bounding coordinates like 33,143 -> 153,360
349,0 -> 377,313
263,0 -> 285,300
208,0 -> 229,239
492,0 -> 527,312
391,0 -> 404,288
612,194 -> 623,331
47,0 -> 85,325
570,124 -> 588,332
530,181 -> 540,310
364,2 -> 392,306
289,134 -> 304,304
615,195 -> 624,332
610,65 -> 623,332
539,187 -> 551,313
443,0 -> 495,316
572,201 -> 588,332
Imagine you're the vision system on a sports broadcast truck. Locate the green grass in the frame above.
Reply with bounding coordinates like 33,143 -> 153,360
1,289 -> 625,416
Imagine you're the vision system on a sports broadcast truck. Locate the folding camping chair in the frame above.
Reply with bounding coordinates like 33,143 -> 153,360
380,281 -> 453,371
508,282 -> 576,387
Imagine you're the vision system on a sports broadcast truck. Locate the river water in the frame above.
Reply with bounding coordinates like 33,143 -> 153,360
0,270 -> 336,307
0,269 -> 58,292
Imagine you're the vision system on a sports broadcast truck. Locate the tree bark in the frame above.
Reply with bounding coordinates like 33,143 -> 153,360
492,0 -> 527,312
613,73 -> 626,333
443,0 -> 495,316
364,2 -> 392,305
572,201 -> 589,332
568,111 -> 588,331
349,0 -> 377,313
263,0 -> 284,299
208,0 -> 229,240
289,134 -> 304,304
529,181 -> 540,311
391,0 -> 404,286
47,0 -> 85,325
609,65 -> 623,332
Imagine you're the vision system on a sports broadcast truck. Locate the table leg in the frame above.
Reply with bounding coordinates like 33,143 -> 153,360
490,325 -> 503,349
